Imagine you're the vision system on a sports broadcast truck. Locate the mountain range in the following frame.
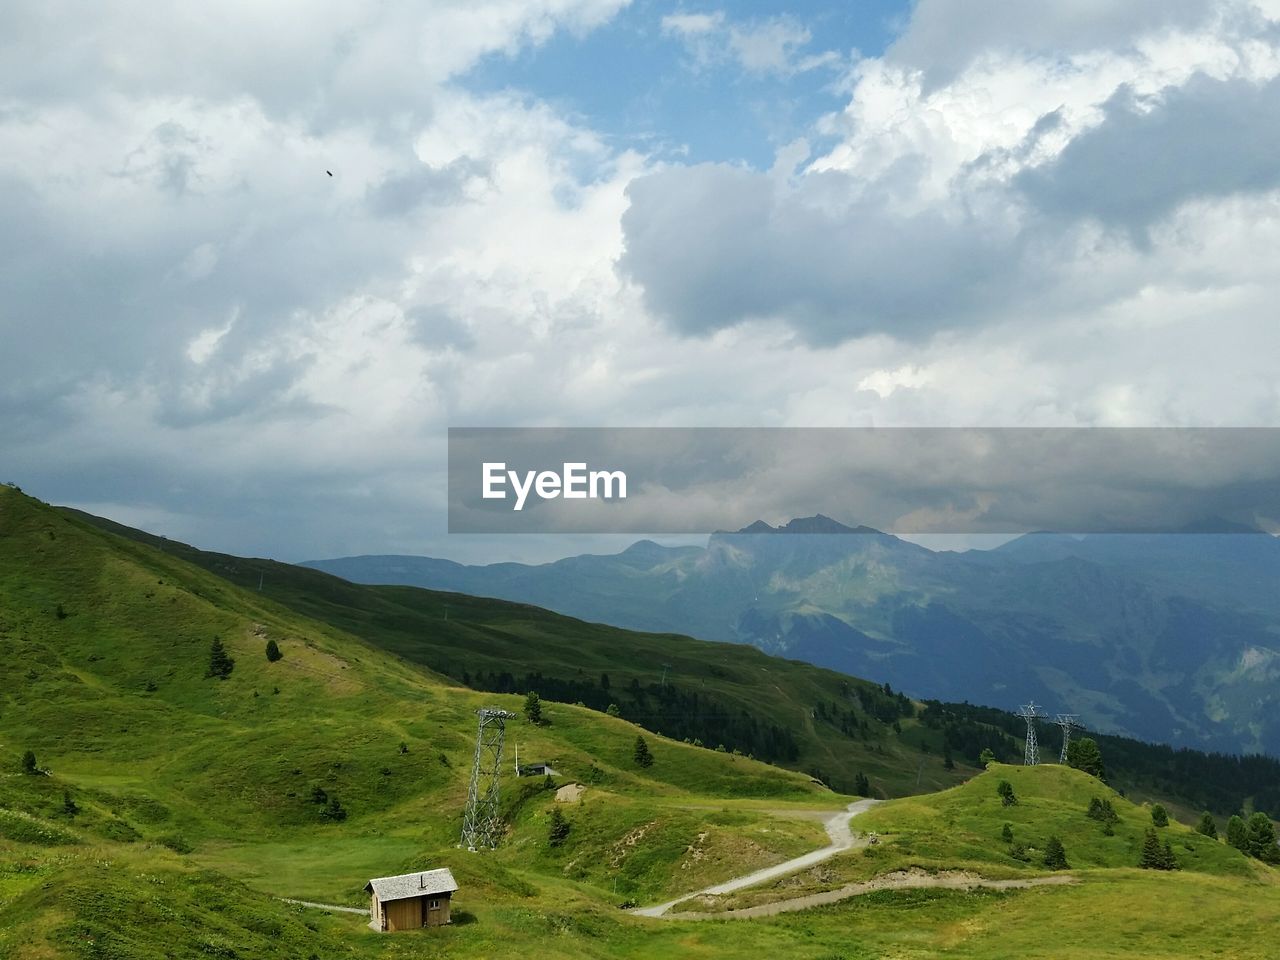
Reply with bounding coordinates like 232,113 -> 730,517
304,517 -> 1280,755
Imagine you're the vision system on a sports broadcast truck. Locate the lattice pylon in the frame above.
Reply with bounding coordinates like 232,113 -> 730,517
460,708 -> 517,850
1055,714 -> 1080,764
1016,701 -> 1044,766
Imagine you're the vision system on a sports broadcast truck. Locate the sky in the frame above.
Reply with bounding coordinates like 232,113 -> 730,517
4,0 -> 1280,564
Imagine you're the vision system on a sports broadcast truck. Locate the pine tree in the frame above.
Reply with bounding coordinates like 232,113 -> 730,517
20,750 -> 37,775
523,691 -> 543,724
1139,828 -> 1165,869
854,772 -> 871,796
265,638 -> 282,662
1043,835 -> 1069,869
1150,804 -> 1169,827
1245,812 -> 1279,863
606,703 -> 620,717
1001,823 -> 1014,843
633,735 -> 654,768
62,790 -> 79,816
206,638 -> 235,679
548,807 -> 571,847
1227,815 -> 1249,851
1196,812 -> 1218,839
1161,841 -> 1179,870
978,747 -> 996,767
1066,738 -> 1105,779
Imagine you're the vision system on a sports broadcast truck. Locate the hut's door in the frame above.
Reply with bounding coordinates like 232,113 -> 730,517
384,897 -> 423,931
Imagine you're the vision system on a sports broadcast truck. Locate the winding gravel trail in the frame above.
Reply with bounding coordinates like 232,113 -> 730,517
662,869 -> 1077,921
634,798 -> 883,918
280,898 -> 368,916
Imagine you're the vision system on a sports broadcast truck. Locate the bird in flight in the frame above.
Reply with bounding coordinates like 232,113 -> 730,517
326,170 -> 333,177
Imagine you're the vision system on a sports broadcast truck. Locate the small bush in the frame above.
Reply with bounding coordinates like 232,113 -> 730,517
997,779 -> 1017,807
265,639 -> 283,662
158,834 -> 194,854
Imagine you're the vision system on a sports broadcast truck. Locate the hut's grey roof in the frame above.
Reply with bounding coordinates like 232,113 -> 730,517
365,868 -> 458,902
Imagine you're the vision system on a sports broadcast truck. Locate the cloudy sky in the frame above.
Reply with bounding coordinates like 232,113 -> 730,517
5,0 -> 1280,562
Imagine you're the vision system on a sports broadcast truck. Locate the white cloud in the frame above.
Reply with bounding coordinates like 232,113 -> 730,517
8,0 -> 1280,562
661,9 -> 838,77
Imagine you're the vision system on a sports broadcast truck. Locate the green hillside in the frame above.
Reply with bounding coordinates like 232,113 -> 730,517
5,485 -> 1280,959
0,486 -> 833,956
69,505 -> 1280,817
61,505 -> 981,800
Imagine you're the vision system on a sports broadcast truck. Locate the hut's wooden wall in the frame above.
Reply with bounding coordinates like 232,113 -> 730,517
384,896 -> 424,931
425,895 -> 451,927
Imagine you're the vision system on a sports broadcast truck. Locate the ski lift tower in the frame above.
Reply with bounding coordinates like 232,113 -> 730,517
1016,702 -> 1044,766
1054,713 -> 1080,764
460,707 -> 517,851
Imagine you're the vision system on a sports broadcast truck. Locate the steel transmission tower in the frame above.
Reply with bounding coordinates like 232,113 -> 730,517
1016,702 -> 1044,766
1055,714 -> 1080,764
460,707 -> 517,850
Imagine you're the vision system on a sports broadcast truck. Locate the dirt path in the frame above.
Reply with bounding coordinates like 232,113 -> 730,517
634,798 -> 883,918
663,868 -> 1078,921
280,898 -> 368,916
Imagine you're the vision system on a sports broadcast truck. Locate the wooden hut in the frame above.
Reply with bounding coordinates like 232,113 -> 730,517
365,867 -> 458,932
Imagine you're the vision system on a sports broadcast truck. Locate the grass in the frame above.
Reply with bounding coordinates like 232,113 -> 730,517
64,503 -> 976,800
3,484 -> 1280,959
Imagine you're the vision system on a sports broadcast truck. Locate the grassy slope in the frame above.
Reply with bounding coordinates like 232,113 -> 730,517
4,487 -> 1279,959
0,487 -> 833,957
62,506 -> 974,799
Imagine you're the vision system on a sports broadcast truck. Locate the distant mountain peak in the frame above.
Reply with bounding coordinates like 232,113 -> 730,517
729,515 -> 883,536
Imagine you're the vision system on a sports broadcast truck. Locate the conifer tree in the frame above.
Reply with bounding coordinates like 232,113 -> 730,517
523,691 -> 543,724
1150,803 -> 1169,827
1245,812 -> 1279,863
633,735 -> 653,768
548,807 -> 571,847
1001,823 -> 1014,843
1139,828 -> 1165,869
1196,812 -> 1218,839
1043,835 -> 1069,869
1227,815 -> 1248,851
1066,738 -> 1105,779
207,638 -> 235,679
265,638 -> 282,662
854,772 -> 871,796
20,750 -> 37,775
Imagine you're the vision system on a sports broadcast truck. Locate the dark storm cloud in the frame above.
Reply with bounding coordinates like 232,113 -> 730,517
617,163 -> 1026,344
1019,73 -> 1280,234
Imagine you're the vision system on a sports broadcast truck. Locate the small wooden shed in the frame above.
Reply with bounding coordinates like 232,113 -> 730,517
365,868 -> 458,932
